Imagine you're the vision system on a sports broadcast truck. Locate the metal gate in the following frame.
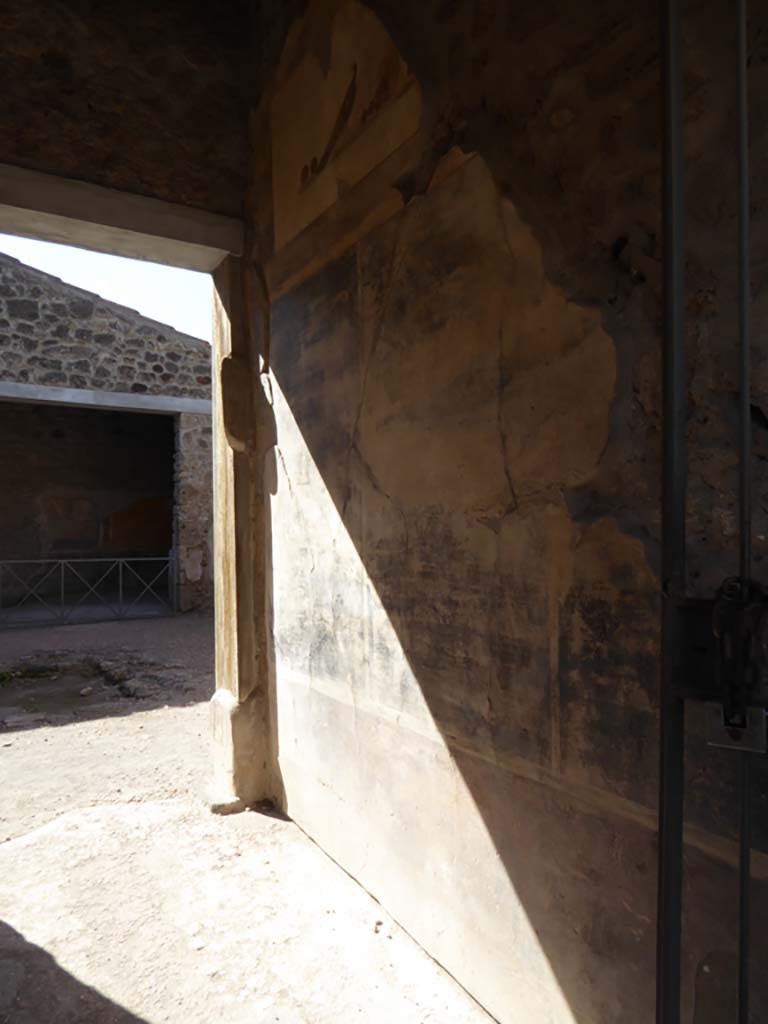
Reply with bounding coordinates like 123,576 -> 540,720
657,2 -> 764,1022
0,556 -> 176,627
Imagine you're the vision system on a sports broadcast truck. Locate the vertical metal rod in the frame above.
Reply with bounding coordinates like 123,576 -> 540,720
118,560 -> 123,618
739,754 -> 751,1024
657,0 -> 687,1021
737,0 -> 751,588
736,3 -> 752,1022
60,561 -> 65,618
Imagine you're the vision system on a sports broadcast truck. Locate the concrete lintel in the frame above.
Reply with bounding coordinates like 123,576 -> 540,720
0,380 -> 212,416
0,163 -> 244,272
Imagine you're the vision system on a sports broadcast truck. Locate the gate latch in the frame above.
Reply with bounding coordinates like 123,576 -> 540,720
708,577 -> 768,752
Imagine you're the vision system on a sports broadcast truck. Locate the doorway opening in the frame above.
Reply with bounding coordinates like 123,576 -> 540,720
0,401 -> 177,625
0,233 -> 215,626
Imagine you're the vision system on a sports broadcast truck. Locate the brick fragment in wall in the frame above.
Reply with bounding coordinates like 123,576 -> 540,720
6,299 -> 39,320
68,298 -> 94,318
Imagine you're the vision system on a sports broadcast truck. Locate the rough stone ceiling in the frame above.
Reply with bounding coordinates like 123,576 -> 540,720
0,0 -> 252,217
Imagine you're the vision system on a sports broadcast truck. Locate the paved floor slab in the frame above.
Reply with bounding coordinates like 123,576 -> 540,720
0,616 -> 492,1023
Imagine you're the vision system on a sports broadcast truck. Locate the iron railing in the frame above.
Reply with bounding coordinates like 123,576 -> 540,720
0,556 -> 176,627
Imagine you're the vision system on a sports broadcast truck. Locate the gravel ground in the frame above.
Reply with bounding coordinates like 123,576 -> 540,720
0,614 -> 491,1024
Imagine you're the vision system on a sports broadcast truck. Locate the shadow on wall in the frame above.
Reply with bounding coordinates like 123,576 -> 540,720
0,920 -> 149,1023
261,152 -> 768,1024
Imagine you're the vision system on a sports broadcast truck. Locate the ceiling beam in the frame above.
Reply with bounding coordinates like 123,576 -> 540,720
0,163 -> 243,273
0,380 -> 212,416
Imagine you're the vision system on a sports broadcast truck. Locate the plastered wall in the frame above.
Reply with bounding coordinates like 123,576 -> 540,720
247,2 -> 768,1021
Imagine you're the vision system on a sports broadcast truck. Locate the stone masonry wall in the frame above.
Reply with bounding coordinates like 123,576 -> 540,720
0,255 -> 211,398
0,252 -> 213,610
175,414 -> 214,611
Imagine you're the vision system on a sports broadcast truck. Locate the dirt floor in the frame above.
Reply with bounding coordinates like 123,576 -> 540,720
0,614 -> 491,1024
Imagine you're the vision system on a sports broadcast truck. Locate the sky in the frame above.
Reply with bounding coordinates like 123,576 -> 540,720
0,233 -> 213,343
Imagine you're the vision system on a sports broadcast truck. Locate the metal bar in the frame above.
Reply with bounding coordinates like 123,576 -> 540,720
118,560 -> 124,618
0,557 -> 171,565
656,1 -> 687,1021
738,0 -> 752,588
121,560 -> 173,612
2,561 -> 62,617
660,0 -> 687,603
60,560 -> 121,620
739,753 -> 751,1023
736,4 -> 752,1020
